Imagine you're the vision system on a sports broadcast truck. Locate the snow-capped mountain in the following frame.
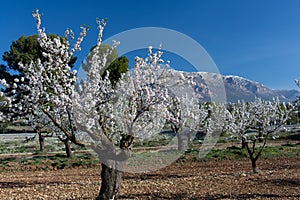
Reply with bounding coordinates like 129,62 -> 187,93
183,72 -> 300,102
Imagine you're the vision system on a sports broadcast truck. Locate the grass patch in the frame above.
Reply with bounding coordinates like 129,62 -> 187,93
0,141 -> 36,154
261,143 -> 300,158
185,142 -> 300,161
0,153 -> 99,171
134,135 -> 174,147
0,137 -> 88,155
197,146 -> 247,160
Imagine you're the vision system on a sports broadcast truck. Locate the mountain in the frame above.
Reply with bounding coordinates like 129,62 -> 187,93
181,72 -> 300,103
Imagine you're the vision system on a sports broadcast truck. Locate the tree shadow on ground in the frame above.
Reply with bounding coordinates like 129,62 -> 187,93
125,173 -> 191,181
121,192 -> 300,200
203,193 -> 300,199
121,192 -> 198,200
259,178 -> 300,187
0,181 -> 82,189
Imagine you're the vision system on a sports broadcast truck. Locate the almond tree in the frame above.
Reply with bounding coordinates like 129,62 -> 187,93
24,110 -> 51,151
0,9 -> 89,156
167,94 -> 208,151
73,42 -> 198,199
0,33 -> 78,152
229,98 -> 293,173
0,9 -> 197,199
227,101 -> 252,149
207,102 -> 232,135
194,102 -> 232,158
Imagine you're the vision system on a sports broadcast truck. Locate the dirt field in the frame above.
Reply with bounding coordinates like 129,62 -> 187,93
0,155 -> 299,200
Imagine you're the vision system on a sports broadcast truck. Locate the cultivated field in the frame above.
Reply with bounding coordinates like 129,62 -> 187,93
0,156 -> 299,199
0,133 -> 299,199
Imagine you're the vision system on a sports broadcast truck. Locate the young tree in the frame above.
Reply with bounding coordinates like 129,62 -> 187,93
229,98 -> 293,173
227,101 -> 252,149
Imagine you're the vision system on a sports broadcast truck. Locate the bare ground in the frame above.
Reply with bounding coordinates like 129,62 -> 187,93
0,155 -> 299,199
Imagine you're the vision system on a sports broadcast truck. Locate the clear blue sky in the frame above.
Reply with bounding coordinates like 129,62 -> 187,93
1,0 -> 300,90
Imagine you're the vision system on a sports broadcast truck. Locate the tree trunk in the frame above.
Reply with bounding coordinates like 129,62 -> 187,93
241,138 -> 246,149
39,135 -> 45,152
36,128 -> 45,152
97,163 -> 122,200
177,132 -> 184,151
187,132 -> 191,149
251,158 -> 258,173
64,140 -> 72,158
95,135 -> 131,200
258,131 -> 263,142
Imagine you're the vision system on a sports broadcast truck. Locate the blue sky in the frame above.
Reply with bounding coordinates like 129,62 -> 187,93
1,0 -> 300,89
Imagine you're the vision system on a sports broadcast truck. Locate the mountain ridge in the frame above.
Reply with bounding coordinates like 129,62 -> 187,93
180,71 -> 300,103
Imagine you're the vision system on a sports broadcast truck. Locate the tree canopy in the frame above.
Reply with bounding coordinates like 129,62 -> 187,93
2,34 -> 76,72
82,44 -> 128,86
0,34 -> 77,120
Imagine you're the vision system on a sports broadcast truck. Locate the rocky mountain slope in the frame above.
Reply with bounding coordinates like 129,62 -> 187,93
183,72 -> 300,102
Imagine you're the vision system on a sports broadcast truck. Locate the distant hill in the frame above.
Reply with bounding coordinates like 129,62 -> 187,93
179,71 -> 300,102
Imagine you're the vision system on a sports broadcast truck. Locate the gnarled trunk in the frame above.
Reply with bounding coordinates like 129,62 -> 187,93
39,135 -> 45,152
35,128 -> 45,152
58,136 -> 72,158
172,126 -> 184,151
187,132 -> 192,148
64,139 -> 72,158
177,132 -> 184,151
97,163 -> 122,200
95,135 -> 132,200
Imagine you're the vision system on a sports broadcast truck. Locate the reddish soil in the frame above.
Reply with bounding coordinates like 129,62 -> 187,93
0,156 -> 299,199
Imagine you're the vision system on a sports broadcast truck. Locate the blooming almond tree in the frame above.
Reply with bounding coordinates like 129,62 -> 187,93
207,102 -> 232,135
73,42 -> 197,199
1,9 -> 197,199
229,98 -> 293,173
24,110 -> 53,151
196,102 -> 232,157
167,94 -> 208,151
0,9 -> 92,157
